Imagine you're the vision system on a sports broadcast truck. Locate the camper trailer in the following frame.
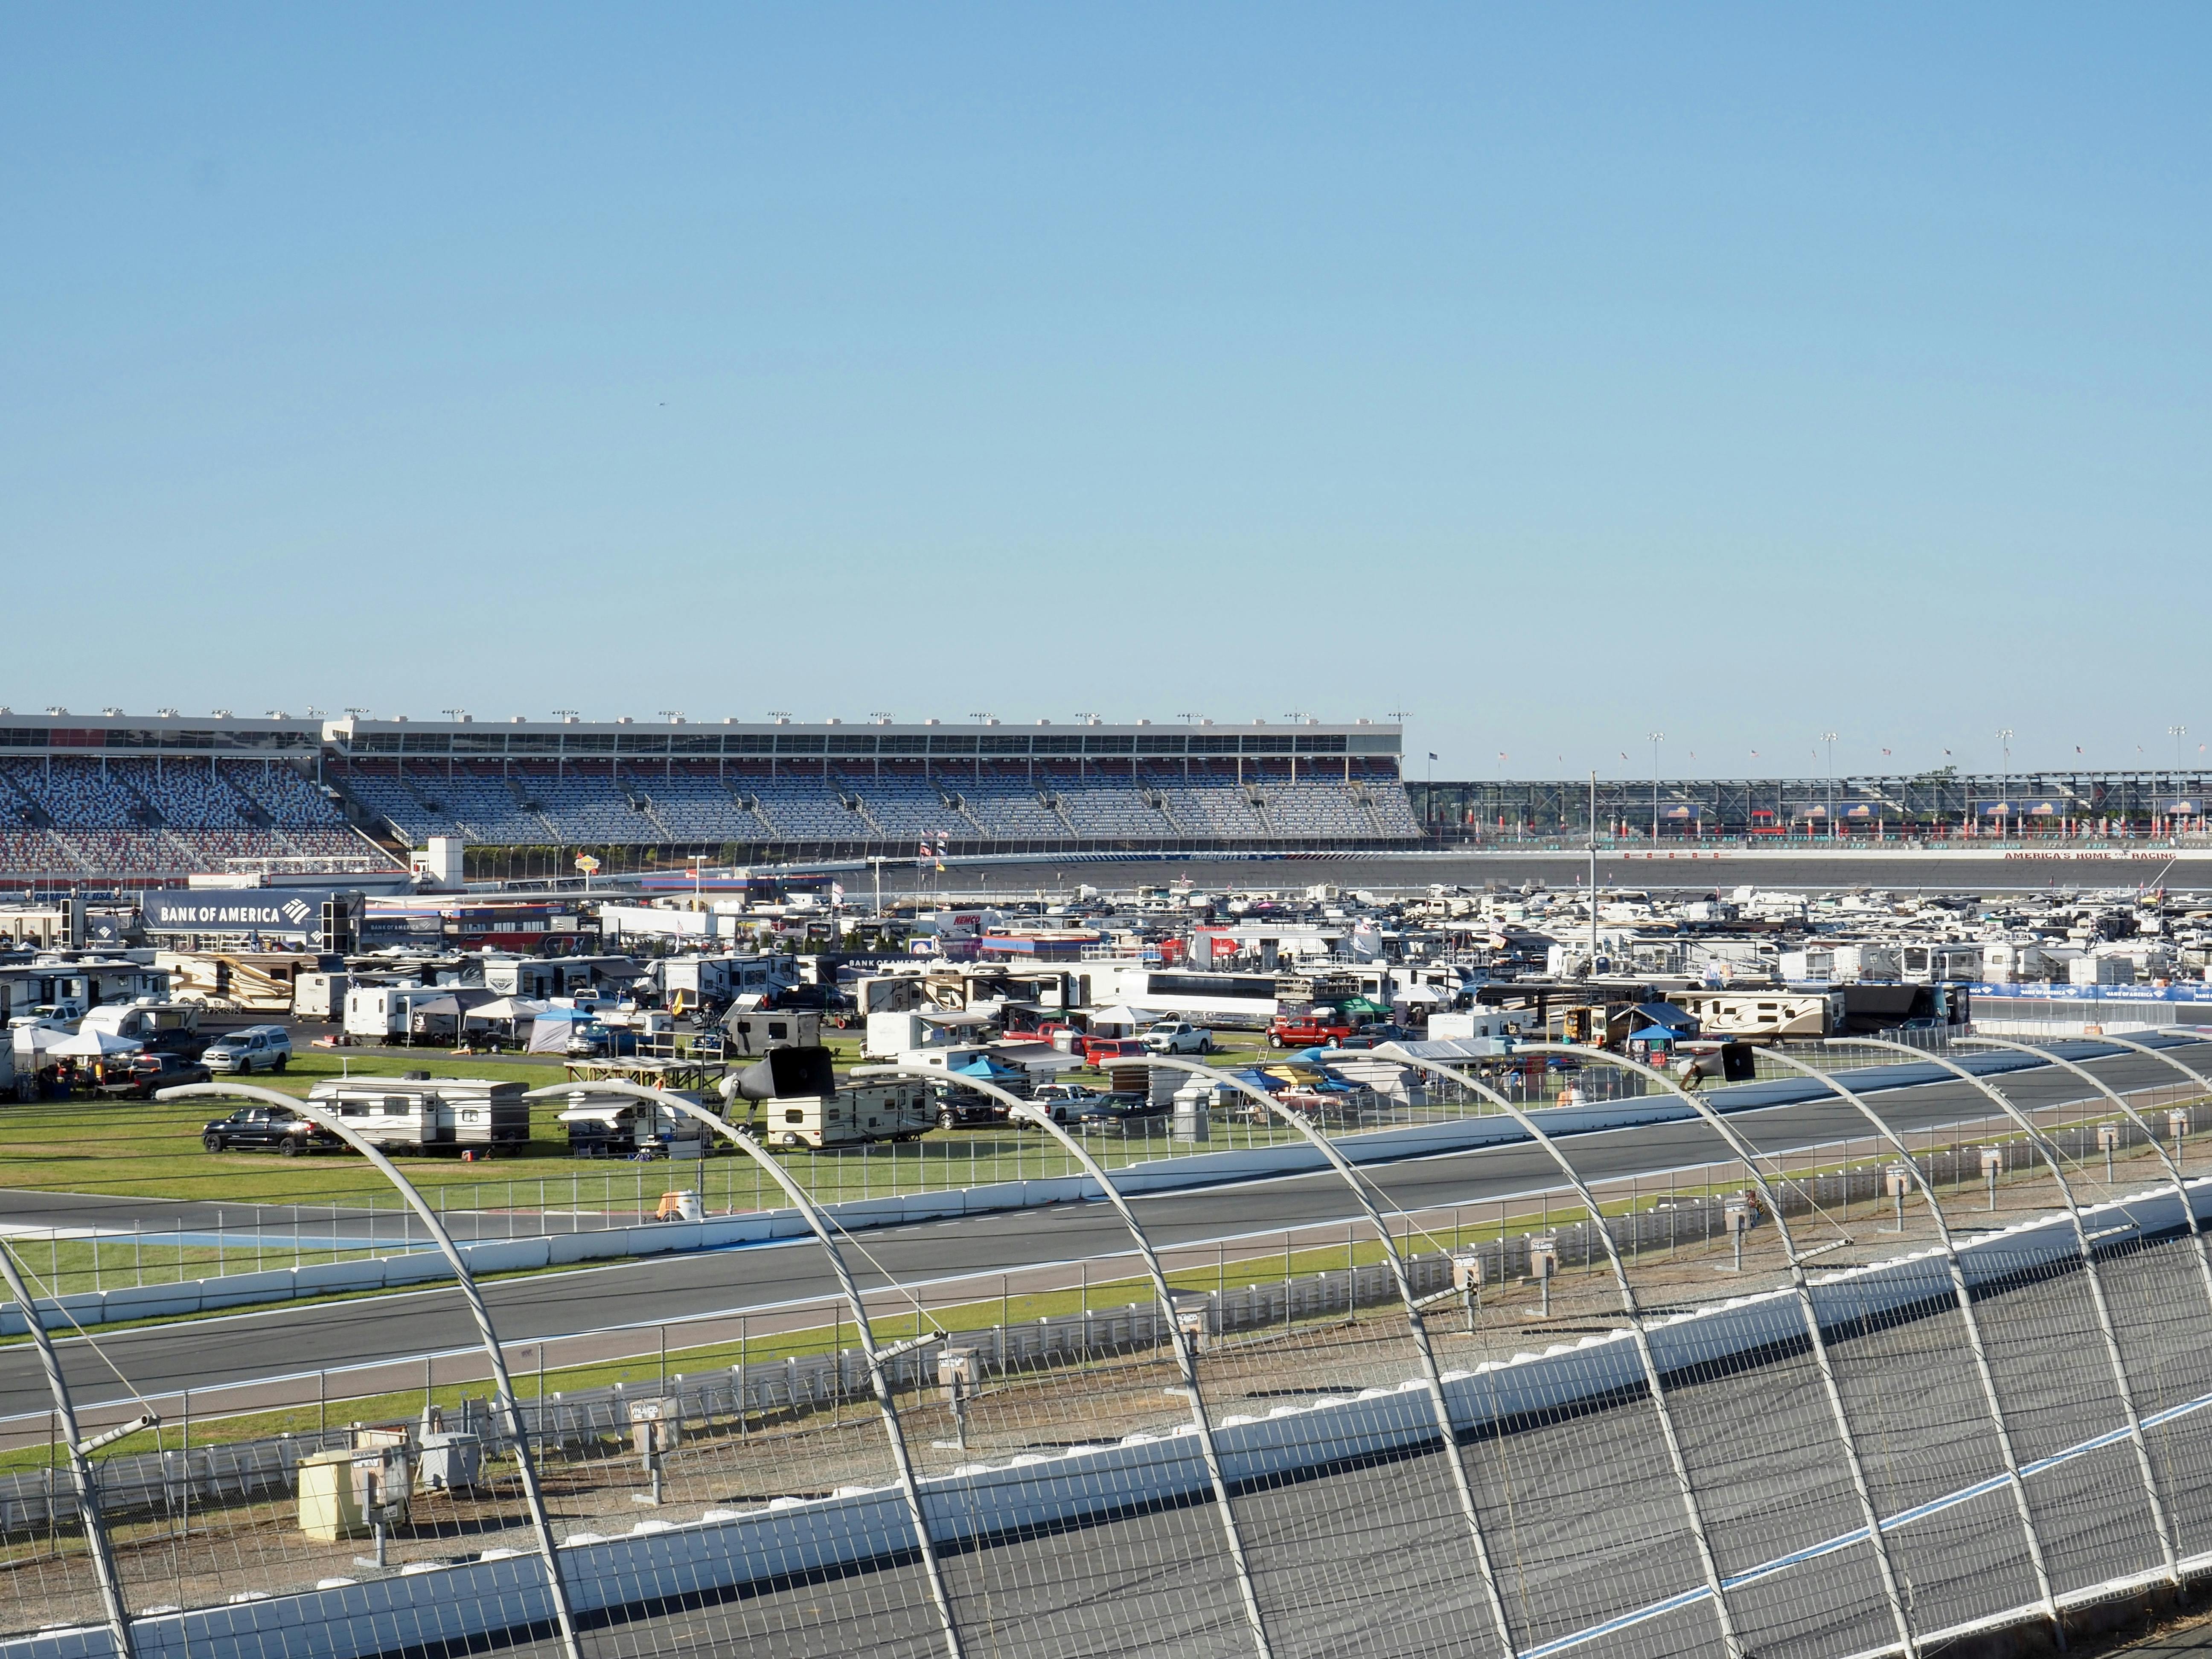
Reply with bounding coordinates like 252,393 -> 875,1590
292,972 -> 354,1020
1667,990 -> 1840,1041
307,1077 -> 530,1153
343,984 -> 458,1042
743,1080 -> 934,1150
725,1010 -> 822,1055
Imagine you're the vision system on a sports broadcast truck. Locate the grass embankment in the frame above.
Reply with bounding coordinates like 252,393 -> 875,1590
0,1030 -> 1301,1213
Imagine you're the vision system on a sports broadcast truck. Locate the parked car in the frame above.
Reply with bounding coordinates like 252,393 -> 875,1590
201,1103 -> 341,1156
1331,1022 -> 1414,1051
1141,1021 -> 1215,1056
1027,1082 -> 1107,1125
1070,1092 -> 1172,1134
202,1025 -> 294,1075
112,1051 -> 212,1100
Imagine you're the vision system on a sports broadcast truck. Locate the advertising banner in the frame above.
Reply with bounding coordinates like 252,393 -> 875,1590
141,889 -> 337,934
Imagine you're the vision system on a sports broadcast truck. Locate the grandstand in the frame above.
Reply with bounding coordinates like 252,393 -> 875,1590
320,716 -> 1414,860
0,713 -> 1413,879
0,716 -> 398,881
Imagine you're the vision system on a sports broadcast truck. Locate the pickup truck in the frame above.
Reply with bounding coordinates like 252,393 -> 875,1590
1267,1007 -> 1356,1048
1078,1035 -> 1150,1068
1141,1021 -> 1215,1056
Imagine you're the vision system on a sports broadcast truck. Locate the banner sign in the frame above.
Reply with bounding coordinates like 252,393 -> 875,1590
1968,981 -> 2212,1004
141,889 -> 337,934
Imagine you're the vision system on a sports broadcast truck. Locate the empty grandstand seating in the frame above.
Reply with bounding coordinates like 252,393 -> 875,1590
0,746 -> 1415,875
323,756 -> 1419,852
0,758 -> 393,876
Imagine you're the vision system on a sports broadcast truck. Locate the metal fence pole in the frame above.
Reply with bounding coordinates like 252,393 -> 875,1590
1961,1036 -> 2212,1379
158,1082 -> 584,1659
1120,1056 -> 1540,1659
0,1243 -> 137,1659
848,1063 -> 1278,1659
1758,1047 -> 2061,1638
1832,1039 -> 2183,1588
1390,1055 -> 1743,1659
522,1080 -> 970,1659
1520,1044 -> 1920,1659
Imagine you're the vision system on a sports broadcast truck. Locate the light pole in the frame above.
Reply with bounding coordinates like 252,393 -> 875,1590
1646,732 -> 1664,841
1588,771 -> 1598,974
1997,728 -> 2014,841
2170,725 -> 2188,837
1822,731 -> 1839,839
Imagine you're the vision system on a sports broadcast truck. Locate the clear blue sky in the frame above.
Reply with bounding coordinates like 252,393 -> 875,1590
4,5 -> 2206,781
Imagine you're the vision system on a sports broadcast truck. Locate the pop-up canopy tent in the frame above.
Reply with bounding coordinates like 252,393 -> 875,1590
529,1007 -> 596,1053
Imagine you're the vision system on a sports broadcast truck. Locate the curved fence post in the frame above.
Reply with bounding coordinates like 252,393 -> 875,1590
1515,1042 -> 1926,1656
847,1063 -> 1284,1659
1124,1055 -> 1598,1659
1959,1035 -> 2212,1314
0,1244 -> 137,1659
158,1082 -> 584,1659
2080,1033 -> 2212,1099
1828,1039 -> 2183,1588
1382,1052 -> 1760,1659
1753,1045 -> 2062,1637
519,1080 -> 971,1659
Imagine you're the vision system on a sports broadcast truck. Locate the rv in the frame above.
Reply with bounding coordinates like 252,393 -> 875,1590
291,972 -> 354,1020
306,1077 -> 531,1153
741,1080 -> 935,1150
725,1010 -> 822,1055
1667,990 -> 1840,1041
343,984 -> 458,1042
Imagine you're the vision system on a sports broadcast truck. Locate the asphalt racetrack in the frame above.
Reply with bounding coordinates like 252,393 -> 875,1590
5,1043 -> 2203,1425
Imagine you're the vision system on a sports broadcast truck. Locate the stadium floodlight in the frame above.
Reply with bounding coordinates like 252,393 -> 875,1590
304,705 -> 323,718
441,707 -> 467,723
870,711 -> 894,724
101,706 -> 122,717
344,706 -> 370,718
210,707 -> 231,718
969,712 -> 993,723
44,706 -> 65,716
660,709 -> 685,723
1178,711 -> 1201,724
156,707 -> 178,718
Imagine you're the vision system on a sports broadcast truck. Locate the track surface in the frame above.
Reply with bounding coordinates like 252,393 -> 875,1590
6,1043 -> 2203,1420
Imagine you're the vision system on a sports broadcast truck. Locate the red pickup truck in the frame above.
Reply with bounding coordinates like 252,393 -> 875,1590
1268,1007 -> 1356,1048
1078,1035 -> 1150,1067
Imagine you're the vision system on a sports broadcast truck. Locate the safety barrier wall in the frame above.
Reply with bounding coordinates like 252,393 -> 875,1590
9,1167 -> 2201,1659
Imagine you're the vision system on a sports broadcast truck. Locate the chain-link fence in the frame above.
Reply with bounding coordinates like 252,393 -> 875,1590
6,1040 -> 2212,1659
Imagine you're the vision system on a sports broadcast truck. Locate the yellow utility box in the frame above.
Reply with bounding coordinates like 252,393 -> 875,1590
297,1428 -> 414,1541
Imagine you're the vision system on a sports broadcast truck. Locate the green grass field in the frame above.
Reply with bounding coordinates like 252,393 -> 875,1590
0,1028 -> 1324,1211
